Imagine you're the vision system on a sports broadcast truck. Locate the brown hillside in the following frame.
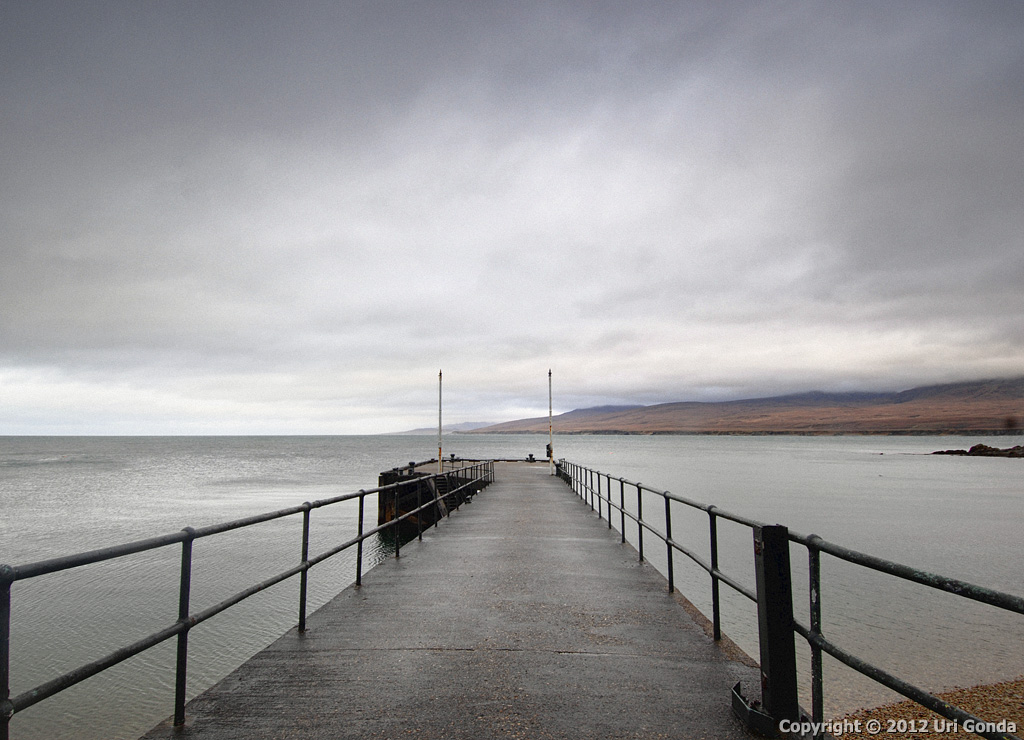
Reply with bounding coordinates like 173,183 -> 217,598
470,378 -> 1024,434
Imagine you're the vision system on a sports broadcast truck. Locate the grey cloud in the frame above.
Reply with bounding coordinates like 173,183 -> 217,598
1,1 -> 1022,432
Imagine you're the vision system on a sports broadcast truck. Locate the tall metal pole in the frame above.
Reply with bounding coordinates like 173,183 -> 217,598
548,369 -> 554,475
438,370 -> 443,474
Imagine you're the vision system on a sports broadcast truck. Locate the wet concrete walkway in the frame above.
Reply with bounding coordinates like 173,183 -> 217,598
142,462 -> 757,739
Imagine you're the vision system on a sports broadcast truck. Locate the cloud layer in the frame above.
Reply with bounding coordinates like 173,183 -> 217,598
2,2 -> 1023,433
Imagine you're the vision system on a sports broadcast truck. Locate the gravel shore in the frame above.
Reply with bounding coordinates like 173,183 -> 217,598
834,676 -> 1023,739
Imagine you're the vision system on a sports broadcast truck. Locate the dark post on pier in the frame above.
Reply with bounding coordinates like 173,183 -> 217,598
753,524 -> 800,725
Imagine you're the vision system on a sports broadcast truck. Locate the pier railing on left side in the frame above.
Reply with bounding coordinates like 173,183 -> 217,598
556,459 -> 1024,740
0,459 -> 494,740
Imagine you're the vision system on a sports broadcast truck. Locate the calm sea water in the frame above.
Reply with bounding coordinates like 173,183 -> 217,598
1,434 -> 1022,739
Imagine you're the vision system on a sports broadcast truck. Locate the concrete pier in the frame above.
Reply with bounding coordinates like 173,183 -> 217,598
142,462 -> 758,739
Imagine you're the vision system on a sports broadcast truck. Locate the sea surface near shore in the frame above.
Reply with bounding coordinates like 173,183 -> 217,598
1,434 -> 1022,740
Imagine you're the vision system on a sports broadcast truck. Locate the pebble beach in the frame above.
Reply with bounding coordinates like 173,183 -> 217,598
835,677 -> 1024,739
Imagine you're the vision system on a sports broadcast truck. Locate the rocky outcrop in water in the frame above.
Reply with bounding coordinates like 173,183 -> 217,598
933,443 -> 1024,457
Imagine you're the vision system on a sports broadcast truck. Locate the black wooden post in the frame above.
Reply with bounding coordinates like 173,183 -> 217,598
809,540 -> 824,737
753,524 -> 799,724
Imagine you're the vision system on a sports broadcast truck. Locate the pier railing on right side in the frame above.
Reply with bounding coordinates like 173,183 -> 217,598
556,460 -> 1024,740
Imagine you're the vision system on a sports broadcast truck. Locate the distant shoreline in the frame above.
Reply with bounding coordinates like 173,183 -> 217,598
464,429 -> 1024,436
463,377 -> 1024,436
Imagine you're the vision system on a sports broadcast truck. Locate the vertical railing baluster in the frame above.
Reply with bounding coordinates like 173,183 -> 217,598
619,479 -> 626,542
299,504 -> 311,633
636,483 -> 644,562
664,494 -> 674,593
394,486 -> 401,558
1,566 -> 12,740
809,537 -> 824,739
444,472 -> 452,517
605,474 -> 611,529
173,527 -> 195,727
596,473 -> 602,520
356,492 -> 365,586
709,507 -> 721,641
416,479 -> 423,541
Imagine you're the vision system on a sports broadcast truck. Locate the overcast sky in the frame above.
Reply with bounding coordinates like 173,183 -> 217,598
2,1 -> 1023,434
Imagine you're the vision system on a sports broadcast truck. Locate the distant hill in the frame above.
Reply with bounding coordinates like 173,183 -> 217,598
468,377 -> 1024,435
388,421 -> 495,436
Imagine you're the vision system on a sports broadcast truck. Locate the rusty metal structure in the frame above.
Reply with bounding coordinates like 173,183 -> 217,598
377,457 -> 491,531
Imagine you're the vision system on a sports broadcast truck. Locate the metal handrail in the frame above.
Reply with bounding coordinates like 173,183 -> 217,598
0,459 -> 494,739
556,459 -> 1023,740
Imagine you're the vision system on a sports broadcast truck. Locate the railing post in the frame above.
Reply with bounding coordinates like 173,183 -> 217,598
416,479 -> 423,541
808,536 -> 824,739
596,473 -> 602,520
1,565 -> 12,740
602,474 -> 610,528
664,494 -> 674,593
619,479 -> 626,542
636,483 -> 644,562
394,486 -> 401,558
356,491 -> 365,586
753,524 -> 799,726
174,527 -> 196,727
299,504 -> 311,633
443,471 -> 453,513
589,469 -> 595,512
708,507 -> 721,641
